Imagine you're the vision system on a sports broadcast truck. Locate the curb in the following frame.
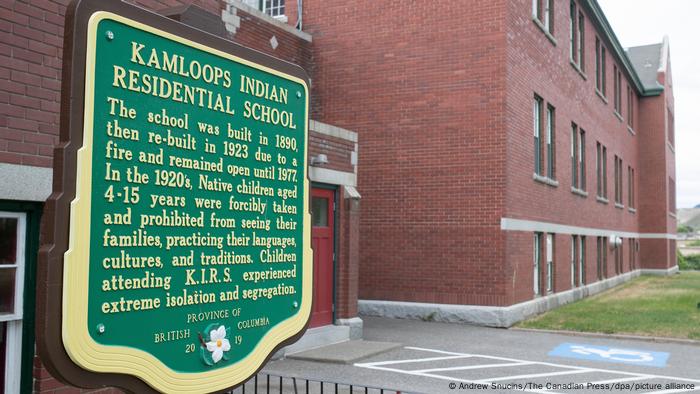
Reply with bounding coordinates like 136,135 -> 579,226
510,327 -> 700,347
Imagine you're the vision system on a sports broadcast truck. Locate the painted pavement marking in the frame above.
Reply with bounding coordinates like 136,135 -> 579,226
549,343 -> 670,368
354,346 -> 700,394
412,361 -> 534,374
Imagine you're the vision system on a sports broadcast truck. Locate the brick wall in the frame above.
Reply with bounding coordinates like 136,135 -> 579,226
302,0 -> 674,308
0,0 -> 312,170
0,1 -> 333,393
637,48 -> 675,270
501,0 -> 662,303
302,0 -> 510,306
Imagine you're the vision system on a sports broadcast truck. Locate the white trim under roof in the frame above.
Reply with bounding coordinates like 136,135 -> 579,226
309,167 -> 356,187
310,120 -> 358,143
501,217 -> 677,240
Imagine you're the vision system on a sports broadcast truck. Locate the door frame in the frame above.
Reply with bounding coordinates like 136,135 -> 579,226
310,183 -> 338,325
0,200 -> 42,394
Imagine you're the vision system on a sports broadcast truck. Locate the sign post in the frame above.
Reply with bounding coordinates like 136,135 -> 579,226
37,0 -> 312,392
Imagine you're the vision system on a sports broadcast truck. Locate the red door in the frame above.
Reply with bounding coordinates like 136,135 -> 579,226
310,188 -> 334,327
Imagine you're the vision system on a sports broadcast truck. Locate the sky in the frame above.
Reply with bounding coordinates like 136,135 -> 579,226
598,0 -> 700,209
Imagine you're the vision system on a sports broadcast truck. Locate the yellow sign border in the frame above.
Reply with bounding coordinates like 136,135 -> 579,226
62,11 -> 312,393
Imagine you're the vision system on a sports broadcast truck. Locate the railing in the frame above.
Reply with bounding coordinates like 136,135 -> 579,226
227,373 -> 402,394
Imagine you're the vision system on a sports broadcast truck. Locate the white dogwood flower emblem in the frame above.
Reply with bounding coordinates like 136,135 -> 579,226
205,325 -> 230,363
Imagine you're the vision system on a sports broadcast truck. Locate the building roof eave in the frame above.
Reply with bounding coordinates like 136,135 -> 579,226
582,0 -> 664,97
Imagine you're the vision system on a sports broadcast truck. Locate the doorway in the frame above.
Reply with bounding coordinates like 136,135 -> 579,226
310,188 -> 335,327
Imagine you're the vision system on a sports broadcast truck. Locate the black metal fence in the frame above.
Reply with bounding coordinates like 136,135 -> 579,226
227,373 -> 402,394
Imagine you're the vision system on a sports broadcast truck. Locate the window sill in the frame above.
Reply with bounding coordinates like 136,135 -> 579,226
596,196 -> 609,204
615,202 -> 625,210
272,14 -> 289,23
532,17 -> 557,46
533,173 -> 559,187
669,212 -> 677,219
570,60 -> 587,80
614,111 -> 624,122
628,207 -> 637,214
627,126 -> 636,136
571,187 -> 588,198
668,141 -> 675,154
595,89 -> 608,104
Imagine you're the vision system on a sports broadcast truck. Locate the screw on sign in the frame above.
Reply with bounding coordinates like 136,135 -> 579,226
570,345 -> 654,363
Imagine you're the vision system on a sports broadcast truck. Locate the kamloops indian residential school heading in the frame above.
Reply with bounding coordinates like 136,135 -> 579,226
112,42 -> 298,129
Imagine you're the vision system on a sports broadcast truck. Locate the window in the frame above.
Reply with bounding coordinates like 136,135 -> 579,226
546,105 -> 555,179
579,236 -> 586,285
578,11 -> 585,71
0,212 -> 26,394
628,166 -> 635,209
579,129 -> 586,190
533,0 -> 554,33
628,238 -> 636,270
627,86 -> 635,129
595,37 -> 607,95
569,2 -> 585,70
571,124 -> 578,189
596,143 -> 602,197
614,155 -> 618,203
262,0 -> 285,18
534,96 -> 556,182
571,235 -> 578,287
669,177 -> 676,213
613,66 -> 622,115
534,96 -> 543,176
571,126 -> 586,192
668,108 -> 675,146
614,240 -> 623,275
534,233 -> 542,296
603,146 -> 608,198
569,1 -> 576,62
597,144 -> 609,199
614,155 -> 623,205
570,236 -> 584,287
546,234 -> 554,294
597,236 -> 608,280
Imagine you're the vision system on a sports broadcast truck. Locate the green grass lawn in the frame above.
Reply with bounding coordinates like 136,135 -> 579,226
518,272 -> 700,340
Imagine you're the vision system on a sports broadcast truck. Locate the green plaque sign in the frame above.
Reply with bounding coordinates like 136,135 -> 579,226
38,1 -> 311,392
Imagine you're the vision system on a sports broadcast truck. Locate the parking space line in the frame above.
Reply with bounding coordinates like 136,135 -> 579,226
355,346 -> 700,394
406,346 -> 590,371
413,361 -> 534,374
354,354 -> 472,367
476,368 -> 594,383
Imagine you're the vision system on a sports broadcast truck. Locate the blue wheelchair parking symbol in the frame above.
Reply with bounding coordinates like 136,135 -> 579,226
549,343 -> 669,368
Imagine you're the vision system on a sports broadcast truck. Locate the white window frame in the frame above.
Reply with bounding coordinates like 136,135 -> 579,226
534,233 -> 541,296
579,236 -> 585,286
571,236 -> 577,287
546,105 -> 555,179
534,97 -> 542,176
262,0 -> 287,21
546,234 -> 554,293
0,211 -> 26,394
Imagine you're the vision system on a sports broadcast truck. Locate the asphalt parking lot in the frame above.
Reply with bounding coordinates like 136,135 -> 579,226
263,317 -> 700,394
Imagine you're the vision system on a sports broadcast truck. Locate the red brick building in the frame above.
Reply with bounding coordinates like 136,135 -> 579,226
0,0 -> 676,392
304,0 -> 674,325
0,1 -> 360,392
